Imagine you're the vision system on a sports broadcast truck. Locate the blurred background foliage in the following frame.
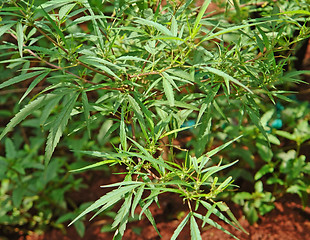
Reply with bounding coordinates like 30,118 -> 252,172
0,0 -> 310,238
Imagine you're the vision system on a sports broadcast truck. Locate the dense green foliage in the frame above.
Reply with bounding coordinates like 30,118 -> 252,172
1,0 -> 310,239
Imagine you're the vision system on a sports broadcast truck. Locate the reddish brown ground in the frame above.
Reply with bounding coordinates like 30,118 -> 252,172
12,174 -> 310,240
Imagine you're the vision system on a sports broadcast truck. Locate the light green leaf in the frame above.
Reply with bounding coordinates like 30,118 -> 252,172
59,3 -> 76,20
117,56 -> 151,62
135,18 -> 171,36
193,0 -> 211,34
39,7 -> 67,49
16,22 -> 23,57
45,92 -> 79,164
79,56 -> 121,80
207,136 -> 242,158
171,213 -> 190,240
82,91 -> 91,138
171,16 -> 178,37
163,77 -> 174,106
0,23 -> 15,38
19,71 -> 50,103
193,212 -> 240,240
202,66 -> 253,93
120,106 -> 127,151
69,184 -> 138,226
139,201 -> 161,238
131,185 -> 145,218
0,93 -> 61,140
190,215 -> 202,240
0,70 -> 45,90
279,10 -> 310,16
5,138 -> 16,159
112,193 -> 133,236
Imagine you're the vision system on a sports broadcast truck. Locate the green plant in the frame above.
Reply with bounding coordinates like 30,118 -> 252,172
0,137 -> 87,237
1,0 -> 309,239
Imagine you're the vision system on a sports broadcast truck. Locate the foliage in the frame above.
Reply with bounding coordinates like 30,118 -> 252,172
1,0 -> 310,239
0,136 -> 87,237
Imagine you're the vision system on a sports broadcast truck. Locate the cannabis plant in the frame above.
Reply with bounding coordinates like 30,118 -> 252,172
0,0 -> 309,239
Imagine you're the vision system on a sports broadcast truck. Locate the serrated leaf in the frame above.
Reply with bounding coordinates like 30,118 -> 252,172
0,70 -> 45,90
131,185 -> 144,218
79,56 -> 121,80
69,184 -> 138,226
112,193 -> 133,236
45,92 -> 79,164
163,77 -> 174,106
202,66 -> 253,93
16,22 -> 23,57
171,15 -> 178,37
0,93 -> 61,140
19,71 -> 50,103
193,212 -> 240,240
190,215 -> 202,240
59,3 -> 76,20
171,213 -> 190,240
139,201 -> 161,237
135,18 -> 171,35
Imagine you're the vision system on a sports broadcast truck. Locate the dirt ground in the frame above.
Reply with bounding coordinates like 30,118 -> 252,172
14,191 -> 310,240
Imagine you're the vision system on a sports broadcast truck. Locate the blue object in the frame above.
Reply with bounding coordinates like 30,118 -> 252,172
181,120 -> 196,128
270,118 -> 283,129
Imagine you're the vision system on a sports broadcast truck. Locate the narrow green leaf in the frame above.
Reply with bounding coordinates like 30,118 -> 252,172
16,22 -> 23,57
120,106 -> 127,151
82,91 -> 91,138
196,85 -> 219,127
0,71 -> 45,90
39,7 -> 67,49
207,136 -> 242,158
171,213 -> 190,240
0,23 -> 15,38
59,3 -> 76,20
69,184 -> 138,226
19,71 -> 50,103
202,202 -> 217,227
139,201 -> 162,238
171,16 -> 178,37
217,202 -> 248,234
5,138 -> 16,159
160,125 -> 192,139
202,66 -> 253,93
131,185 -> 145,218
135,18 -> 171,36
279,10 -> 310,16
190,215 -> 202,240
12,187 -> 25,208
45,92 -> 79,164
257,26 -> 269,50
163,77 -> 174,106
0,93 -> 60,140
117,56 -> 151,62
193,0 -> 211,33
193,212 -> 240,240
112,193 -> 133,236
79,56 -> 121,80
201,160 -> 238,183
